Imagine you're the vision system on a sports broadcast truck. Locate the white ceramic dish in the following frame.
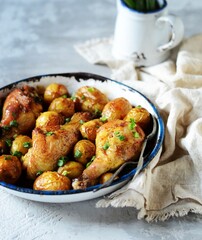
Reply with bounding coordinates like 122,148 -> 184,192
0,72 -> 164,203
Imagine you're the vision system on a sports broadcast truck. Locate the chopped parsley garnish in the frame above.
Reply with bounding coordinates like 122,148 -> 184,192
13,134 -> 18,139
4,156 -> 12,160
81,95 -> 86,100
94,109 -> 101,117
61,94 -> 68,98
57,156 -> 69,167
74,150 -> 82,158
129,118 -> 136,130
114,131 -> 125,141
46,131 -> 54,136
103,141 -> 110,150
5,139 -> 12,147
23,142 -> 32,148
61,170 -> 69,176
87,87 -> 94,92
79,120 -> 85,125
136,105 -> 142,108
100,116 -> 108,122
70,95 -> 77,101
86,156 -> 95,168
133,131 -> 140,138
65,117 -> 71,123
13,151 -> 22,158
10,120 -> 18,127
36,170 -> 43,176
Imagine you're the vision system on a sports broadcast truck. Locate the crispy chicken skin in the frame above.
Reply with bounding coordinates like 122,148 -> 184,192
72,119 -> 145,189
0,86 -> 43,137
23,127 -> 79,179
23,112 -> 92,180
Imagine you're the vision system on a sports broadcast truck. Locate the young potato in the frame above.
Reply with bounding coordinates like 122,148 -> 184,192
124,106 -> 151,131
36,111 -> 64,131
0,155 -> 22,184
62,112 -> 93,131
11,135 -> 32,156
57,161 -> 84,179
99,172 -> 114,184
73,140 -> 96,165
48,97 -> 75,118
33,171 -> 71,191
101,97 -> 132,121
44,83 -> 69,104
74,86 -> 108,117
79,119 -> 103,142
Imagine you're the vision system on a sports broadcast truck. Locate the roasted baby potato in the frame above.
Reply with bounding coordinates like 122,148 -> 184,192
48,97 -> 75,118
63,112 -> 93,130
57,161 -> 84,179
99,172 -> 114,184
36,111 -> 64,131
79,119 -> 103,142
11,135 -> 32,156
0,155 -> 22,184
101,97 -> 132,121
33,171 -> 71,191
44,83 -> 69,104
124,106 -> 151,131
73,140 -> 96,165
74,86 -> 108,117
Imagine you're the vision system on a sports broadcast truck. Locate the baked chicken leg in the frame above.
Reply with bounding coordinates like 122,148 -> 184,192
72,119 -> 145,189
23,112 -> 92,180
0,85 -> 43,138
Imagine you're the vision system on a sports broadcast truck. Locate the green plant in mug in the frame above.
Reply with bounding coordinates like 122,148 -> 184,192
123,0 -> 164,12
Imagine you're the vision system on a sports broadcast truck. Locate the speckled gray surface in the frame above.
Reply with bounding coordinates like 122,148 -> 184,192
0,0 -> 202,239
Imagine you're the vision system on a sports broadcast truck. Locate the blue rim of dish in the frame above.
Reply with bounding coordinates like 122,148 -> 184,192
0,72 -> 165,196
120,0 -> 167,14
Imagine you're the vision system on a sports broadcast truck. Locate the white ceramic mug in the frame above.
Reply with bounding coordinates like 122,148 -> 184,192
112,0 -> 184,66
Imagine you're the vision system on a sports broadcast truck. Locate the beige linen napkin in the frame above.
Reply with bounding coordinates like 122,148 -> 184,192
75,34 -> 202,221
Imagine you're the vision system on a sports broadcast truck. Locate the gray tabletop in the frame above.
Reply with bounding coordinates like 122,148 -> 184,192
0,0 -> 202,239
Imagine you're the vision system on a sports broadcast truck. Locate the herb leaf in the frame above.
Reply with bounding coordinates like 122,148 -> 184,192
61,94 -> 68,98
36,170 -> 43,176
46,131 -> 54,136
133,131 -> 140,138
129,118 -> 136,130
103,141 -> 110,150
87,87 -> 94,92
5,139 -> 12,147
23,142 -> 32,148
10,120 -> 18,127
114,131 -> 125,141
100,116 -> 108,122
13,151 -> 22,158
57,156 -> 68,167
74,150 -> 82,158
86,156 -> 95,168
65,117 -> 71,123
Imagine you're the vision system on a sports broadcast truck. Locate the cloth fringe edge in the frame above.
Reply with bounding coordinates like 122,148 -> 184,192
138,205 -> 202,222
96,198 -> 202,223
96,196 -> 142,210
